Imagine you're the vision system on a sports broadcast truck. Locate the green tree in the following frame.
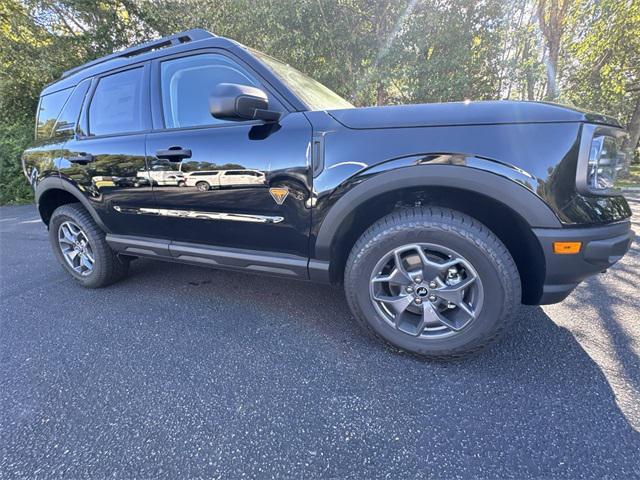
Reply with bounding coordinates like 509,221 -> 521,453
562,0 -> 640,162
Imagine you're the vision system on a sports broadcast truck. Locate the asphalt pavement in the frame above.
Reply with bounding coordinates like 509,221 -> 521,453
1,196 -> 639,479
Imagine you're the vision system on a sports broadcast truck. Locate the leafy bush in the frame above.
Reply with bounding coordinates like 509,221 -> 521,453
0,119 -> 33,204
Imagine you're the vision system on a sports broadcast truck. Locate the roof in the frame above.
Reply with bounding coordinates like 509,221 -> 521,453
42,29 -> 235,95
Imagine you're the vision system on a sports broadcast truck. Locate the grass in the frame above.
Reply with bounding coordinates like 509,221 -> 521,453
616,163 -> 640,188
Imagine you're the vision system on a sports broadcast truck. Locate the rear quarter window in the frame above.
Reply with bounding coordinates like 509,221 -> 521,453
36,88 -> 73,140
53,80 -> 91,137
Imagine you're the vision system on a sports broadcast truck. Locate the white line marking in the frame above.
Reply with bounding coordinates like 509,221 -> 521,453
19,219 -> 41,224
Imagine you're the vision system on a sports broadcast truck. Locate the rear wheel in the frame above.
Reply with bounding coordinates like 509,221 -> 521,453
344,207 -> 520,359
49,203 -> 129,288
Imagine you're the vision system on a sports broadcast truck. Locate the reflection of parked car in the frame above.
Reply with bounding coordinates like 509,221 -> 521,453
184,171 -> 220,191
132,177 -> 150,188
91,176 -> 115,188
137,169 -> 185,186
185,170 -> 266,191
221,170 -> 266,187
112,176 -> 144,188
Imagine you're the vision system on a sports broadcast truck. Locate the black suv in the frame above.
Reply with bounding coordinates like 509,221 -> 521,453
23,29 -> 634,358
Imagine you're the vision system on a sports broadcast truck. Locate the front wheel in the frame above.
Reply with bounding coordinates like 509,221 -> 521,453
344,207 -> 521,359
49,203 -> 129,288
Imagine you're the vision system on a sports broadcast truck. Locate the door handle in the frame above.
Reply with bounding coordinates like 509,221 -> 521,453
156,146 -> 192,162
68,153 -> 94,164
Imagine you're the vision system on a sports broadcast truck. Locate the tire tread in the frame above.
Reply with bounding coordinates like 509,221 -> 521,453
344,207 -> 521,360
49,203 -> 128,288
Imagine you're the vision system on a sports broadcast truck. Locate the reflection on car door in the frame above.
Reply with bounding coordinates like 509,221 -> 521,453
146,51 -> 313,256
219,170 -> 266,188
59,64 -> 164,237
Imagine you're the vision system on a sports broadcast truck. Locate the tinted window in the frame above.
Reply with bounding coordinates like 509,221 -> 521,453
89,68 -> 143,136
36,88 -> 72,139
53,80 -> 91,137
161,54 -> 260,129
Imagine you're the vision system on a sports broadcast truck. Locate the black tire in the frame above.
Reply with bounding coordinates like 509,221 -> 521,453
344,207 -> 521,359
49,203 -> 129,288
196,181 -> 210,191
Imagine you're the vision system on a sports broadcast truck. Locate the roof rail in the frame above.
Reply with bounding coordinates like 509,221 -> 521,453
61,29 -> 215,79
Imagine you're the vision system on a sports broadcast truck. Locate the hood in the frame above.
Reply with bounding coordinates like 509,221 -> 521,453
327,101 -> 621,130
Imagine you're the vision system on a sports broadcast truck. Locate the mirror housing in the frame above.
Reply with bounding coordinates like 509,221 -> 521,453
209,83 -> 281,123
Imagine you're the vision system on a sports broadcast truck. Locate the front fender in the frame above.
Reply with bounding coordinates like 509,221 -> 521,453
313,160 -> 562,260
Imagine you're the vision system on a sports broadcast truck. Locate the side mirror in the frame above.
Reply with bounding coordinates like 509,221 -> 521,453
209,83 -> 281,123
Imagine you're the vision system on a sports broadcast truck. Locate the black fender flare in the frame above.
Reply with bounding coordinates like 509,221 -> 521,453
35,176 -> 111,233
313,164 -> 562,260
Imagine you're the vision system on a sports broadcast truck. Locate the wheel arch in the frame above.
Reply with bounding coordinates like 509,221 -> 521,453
315,165 -> 558,305
35,176 -> 110,232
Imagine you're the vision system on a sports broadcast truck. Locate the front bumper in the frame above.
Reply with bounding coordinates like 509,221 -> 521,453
533,221 -> 634,304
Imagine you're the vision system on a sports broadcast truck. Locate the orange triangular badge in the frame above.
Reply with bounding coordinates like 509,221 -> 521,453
269,187 -> 289,205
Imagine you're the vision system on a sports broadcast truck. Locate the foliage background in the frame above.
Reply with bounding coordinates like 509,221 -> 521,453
1,0 -> 639,204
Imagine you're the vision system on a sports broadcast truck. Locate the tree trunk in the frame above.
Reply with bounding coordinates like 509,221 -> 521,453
526,72 -> 536,101
623,94 -> 640,173
376,83 -> 388,106
523,35 -> 536,100
537,0 -> 570,101
543,26 -> 561,100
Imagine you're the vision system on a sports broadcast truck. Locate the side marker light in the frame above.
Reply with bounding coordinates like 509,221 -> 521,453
553,242 -> 582,254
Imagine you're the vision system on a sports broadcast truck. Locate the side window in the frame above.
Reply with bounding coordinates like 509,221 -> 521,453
36,88 -> 72,140
89,68 -> 143,136
53,80 -> 91,138
160,53 -> 262,129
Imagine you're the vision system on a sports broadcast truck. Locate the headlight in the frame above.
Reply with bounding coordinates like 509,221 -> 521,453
587,134 -> 623,190
577,124 -> 627,195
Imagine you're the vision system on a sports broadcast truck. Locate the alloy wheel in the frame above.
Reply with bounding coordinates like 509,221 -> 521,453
57,221 -> 95,276
369,243 -> 484,338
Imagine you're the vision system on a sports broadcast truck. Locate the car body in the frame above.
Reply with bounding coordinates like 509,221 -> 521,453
21,29 -> 634,357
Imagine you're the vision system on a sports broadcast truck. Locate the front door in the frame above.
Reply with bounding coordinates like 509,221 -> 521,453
145,52 -> 313,256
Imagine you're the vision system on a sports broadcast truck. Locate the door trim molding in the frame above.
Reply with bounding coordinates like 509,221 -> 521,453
113,205 -> 284,224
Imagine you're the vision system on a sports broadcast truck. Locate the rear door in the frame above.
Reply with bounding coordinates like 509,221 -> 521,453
145,50 -> 313,256
59,63 -> 163,237
23,85 -> 78,191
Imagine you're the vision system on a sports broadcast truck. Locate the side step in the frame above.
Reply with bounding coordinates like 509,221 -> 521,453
105,234 -> 329,281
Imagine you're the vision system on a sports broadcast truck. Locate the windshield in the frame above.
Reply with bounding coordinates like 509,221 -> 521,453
250,49 -> 354,111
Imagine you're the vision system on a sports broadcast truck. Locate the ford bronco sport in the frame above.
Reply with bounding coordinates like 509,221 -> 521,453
23,29 -> 634,358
